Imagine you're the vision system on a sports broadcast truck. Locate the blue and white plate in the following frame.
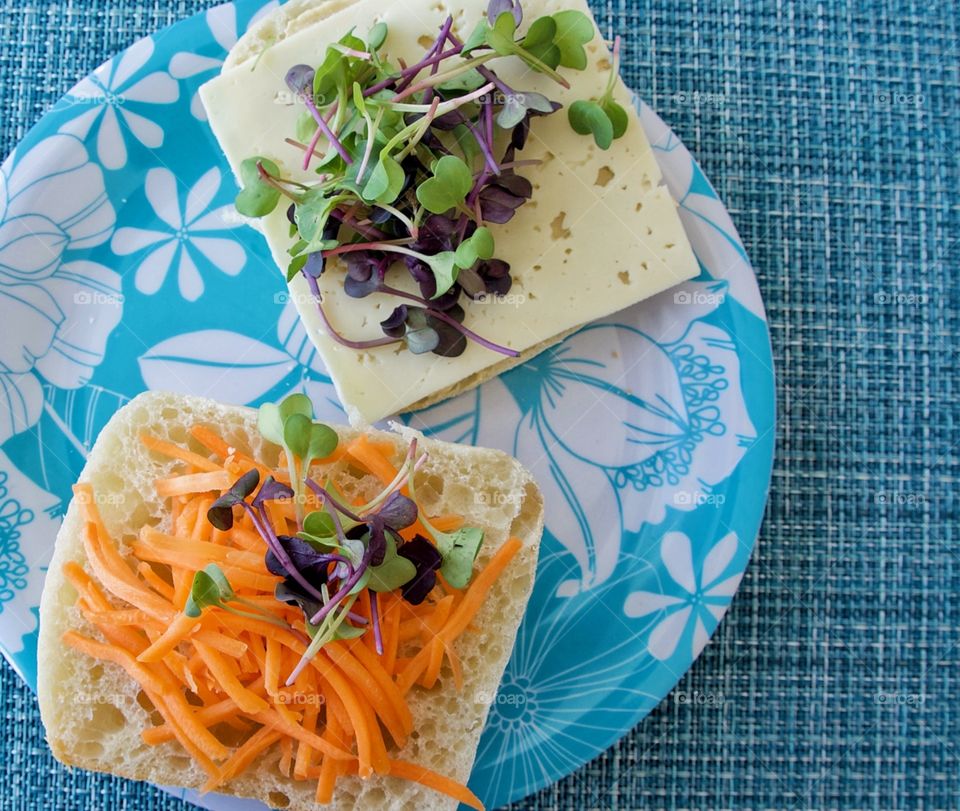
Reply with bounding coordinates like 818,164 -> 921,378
0,2 -> 775,808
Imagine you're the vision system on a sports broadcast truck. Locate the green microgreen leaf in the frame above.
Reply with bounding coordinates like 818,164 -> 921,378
368,22 -> 388,51
454,226 -> 495,269
461,20 -> 490,54
437,527 -> 485,589
437,68 -> 488,93
601,98 -> 629,138
568,99 -> 614,149
416,155 -> 473,214
426,251 -> 460,298
552,10 -> 595,70
362,153 -> 405,204
283,413 -> 339,464
235,157 -> 282,218
184,568 -> 225,617
295,110 -> 319,143
367,535 -> 417,592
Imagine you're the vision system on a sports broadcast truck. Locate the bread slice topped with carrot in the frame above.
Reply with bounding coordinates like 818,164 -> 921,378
37,390 -> 544,810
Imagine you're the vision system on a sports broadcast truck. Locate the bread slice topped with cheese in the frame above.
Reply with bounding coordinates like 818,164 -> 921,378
37,390 -> 544,810
199,0 -> 699,426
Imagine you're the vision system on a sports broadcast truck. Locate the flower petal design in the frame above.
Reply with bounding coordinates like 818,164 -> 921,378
206,3 -> 239,52
190,237 -> 245,276
660,531 -> 696,594
32,261 -> 123,389
145,169 -> 182,230
110,227 -> 169,255
184,168 -> 222,225
647,605 -> 691,661
2,135 -> 114,252
700,531 -> 738,589
514,408 -> 623,593
55,104 -> 101,140
139,330 -> 295,405
110,36 -> 154,89
691,616 -> 710,658
0,216 -> 68,281
176,248 -> 204,302
532,325 -> 690,470
0,372 -> 43,443
623,590 -> 685,618
704,572 -> 744,599
0,284 -> 61,373
190,205 -> 236,232
134,240 -> 177,296
169,52 -> 223,79
97,106 -> 127,171
121,72 -> 179,104
119,108 -> 165,150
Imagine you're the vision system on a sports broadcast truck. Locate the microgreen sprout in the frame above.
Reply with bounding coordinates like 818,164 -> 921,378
237,0 -> 627,358
184,563 -> 291,630
568,35 -> 628,149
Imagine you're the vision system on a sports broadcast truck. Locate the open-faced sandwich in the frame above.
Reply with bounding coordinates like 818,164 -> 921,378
37,390 -> 544,810
199,0 -> 700,425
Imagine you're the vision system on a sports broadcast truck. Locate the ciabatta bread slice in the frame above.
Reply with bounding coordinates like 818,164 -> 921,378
38,390 -> 543,810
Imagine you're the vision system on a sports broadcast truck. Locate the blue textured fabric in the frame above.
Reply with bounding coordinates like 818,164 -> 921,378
1,1 -> 957,809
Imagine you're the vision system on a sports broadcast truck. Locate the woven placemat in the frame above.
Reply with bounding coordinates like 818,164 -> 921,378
2,0 -> 958,808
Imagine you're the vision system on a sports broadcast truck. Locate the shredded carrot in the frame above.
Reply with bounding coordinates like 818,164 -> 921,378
386,759 -> 485,811
140,433 -> 223,473
202,726 -> 283,792
137,562 -> 175,601
63,429 -> 517,809
137,613 -> 200,662
346,435 -> 398,485
194,641 -> 269,715
155,470 -> 232,498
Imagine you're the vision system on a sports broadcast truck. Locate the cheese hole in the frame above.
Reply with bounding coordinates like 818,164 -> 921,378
418,35 -> 434,49
618,271 -> 631,285
595,166 -> 615,187
550,212 -> 571,240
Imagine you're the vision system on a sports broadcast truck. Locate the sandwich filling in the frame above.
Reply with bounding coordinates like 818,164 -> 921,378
61,394 -> 522,808
200,0 -> 700,424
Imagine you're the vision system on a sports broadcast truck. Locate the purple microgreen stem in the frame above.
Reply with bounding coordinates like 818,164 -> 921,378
302,95 -> 353,170
304,273 -> 403,350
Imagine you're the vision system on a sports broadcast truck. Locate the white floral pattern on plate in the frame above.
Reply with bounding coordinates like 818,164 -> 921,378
0,134 -> 122,444
110,167 -> 246,301
58,37 -> 179,171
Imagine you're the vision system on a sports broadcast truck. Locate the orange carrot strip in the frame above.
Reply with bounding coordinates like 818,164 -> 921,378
442,538 -> 522,642
201,726 -> 283,793
315,698 -> 345,805
193,629 -> 248,660
140,433 -> 222,473
248,708 -> 351,761
430,513 -> 465,532
322,644 -> 407,746
345,638 -> 414,735
345,435 -> 397,484
188,425 -> 232,460
311,660 -> 374,777
264,637 -> 282,698
446,643 -> 464,692
278,735 -> 293,778
137,613 -> 200,662
421,638 -> 444,690
387,759 -> 485,811
137,562 -> 175,601
74,487 -> 174,621
75,605 -> 150,654
155,470 -> 231,498
294,702 -> 320,780
193,641 -> 269,715
142,678 -> 265,745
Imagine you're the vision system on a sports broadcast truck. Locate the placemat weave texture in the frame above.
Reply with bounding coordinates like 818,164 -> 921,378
1,0 -> 957,809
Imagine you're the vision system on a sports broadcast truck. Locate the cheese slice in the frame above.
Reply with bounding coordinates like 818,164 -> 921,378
200,0 -> 699,425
